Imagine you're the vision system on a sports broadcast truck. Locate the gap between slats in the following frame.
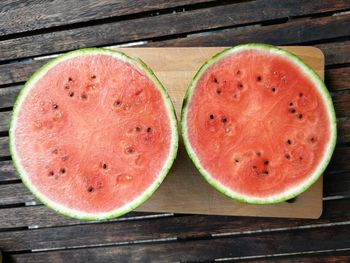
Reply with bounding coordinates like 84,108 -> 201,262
0,2 -> 349,63
0,198 -> 349,254
4,224 -> 350,262
214,247 -> 350,262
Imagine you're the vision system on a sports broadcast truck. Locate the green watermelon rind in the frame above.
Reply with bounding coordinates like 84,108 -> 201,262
181,43 -> 337,204
9,48 -> 178,220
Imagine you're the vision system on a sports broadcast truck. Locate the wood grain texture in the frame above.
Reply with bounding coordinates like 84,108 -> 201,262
148,14 -> 350,47
0,85 -> 21,107
0,46 -> 330,219
8,225 -> 350,262
0,204 -> 171,229
338,119 -> 350,144
0,0 -> 217,36
333,95 -> 350,117
0,1 -> 349,61
247,253 -> 350,263
0,1 -> 348,262
317,41 -> 350,66
0,198 -> 349,252
0,160 -> 17,182
0,59 -> 44,86
326,67 -> 350,91
0,137 -> 8,156
0,42 -> 349,88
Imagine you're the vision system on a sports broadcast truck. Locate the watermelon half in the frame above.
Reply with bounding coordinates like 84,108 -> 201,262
9,48 -> 178,220
182,44 -> 336,204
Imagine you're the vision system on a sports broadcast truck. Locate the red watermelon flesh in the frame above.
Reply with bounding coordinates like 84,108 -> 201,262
183,45 -> 336,203
11,50 -> 177,217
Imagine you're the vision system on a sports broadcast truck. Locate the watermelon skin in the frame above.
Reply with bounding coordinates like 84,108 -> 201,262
182,43 -> 337,204
9,48 -> 178,220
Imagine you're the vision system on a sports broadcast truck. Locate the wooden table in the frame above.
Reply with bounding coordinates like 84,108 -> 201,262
0,1 -> 350,262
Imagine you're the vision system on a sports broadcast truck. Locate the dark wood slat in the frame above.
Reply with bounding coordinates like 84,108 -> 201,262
0,85 -> 21,107
326,67 -> 350,91
0,45 -> 349,88
0,1 -> 349,62
0,137 -> 9,156
0,160 -> 18,182
338,119 -> 350,144
0,204 -> 172,229
324,171 -> 350,197
248,252 -> 350,263
9,224 -> 350,262
0,111 -> 11,132
0,59 -> 44,86
0,0 -> 48,13
328,147 -> 350,171
0,0 -> 217,36
317,41 -> 350,66
148,14 -> 350,47
0,198 -> 349,252
0,184 -> 33,205
333,94 -> 350,118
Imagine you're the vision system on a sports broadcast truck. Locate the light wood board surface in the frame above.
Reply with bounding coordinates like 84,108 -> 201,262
113,47 -> 324,219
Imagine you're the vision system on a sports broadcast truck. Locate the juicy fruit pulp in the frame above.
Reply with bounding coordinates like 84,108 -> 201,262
10,49 -> 178,218
183,44 -> 336,203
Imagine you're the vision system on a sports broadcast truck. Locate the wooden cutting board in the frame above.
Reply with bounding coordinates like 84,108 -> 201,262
113,47 -> 324,219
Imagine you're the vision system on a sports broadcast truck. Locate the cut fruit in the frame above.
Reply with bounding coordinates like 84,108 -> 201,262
9,48 -> 178,220
182,44 -> 336,204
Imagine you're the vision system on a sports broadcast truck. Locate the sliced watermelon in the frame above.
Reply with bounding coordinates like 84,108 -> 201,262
182,44 -> 336,204
9,48 -> 178,220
